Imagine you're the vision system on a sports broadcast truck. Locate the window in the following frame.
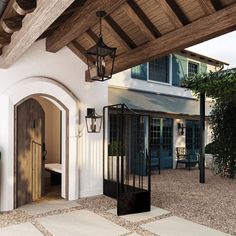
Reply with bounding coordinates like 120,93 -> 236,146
131,56 -> 171,83
148,56 -> 170,83
188,61 -> 199,76
131,63 -> 147,80
186,120 -> 200,153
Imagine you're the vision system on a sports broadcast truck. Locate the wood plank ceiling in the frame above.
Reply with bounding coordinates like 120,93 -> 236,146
0,0 -> 236,72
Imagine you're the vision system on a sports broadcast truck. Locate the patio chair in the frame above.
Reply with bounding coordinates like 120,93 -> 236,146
150,148 -> 161,175
176,147 -> 199,170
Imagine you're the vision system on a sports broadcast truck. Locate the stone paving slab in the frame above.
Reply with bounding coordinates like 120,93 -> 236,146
141,216 -> 232,236
108,206 -> 170,222
20,199 -> 79,215
37,209 -> 130,236
0,222 -> 43,236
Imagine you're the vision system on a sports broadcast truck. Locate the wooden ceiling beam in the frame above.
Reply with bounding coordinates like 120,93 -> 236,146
2,0 -> 36,20
0,0 -> 75,68
0,0 -> 37,47
2,16 -> 23,34
85,28 -> 99,43
161,0 -> 189,26
109,2 -> 236,74
102,20 -> 130,51
0,33 -> 11,47
0,23 -> 11,46
15,0 -> 37,14
67,40 -> 95,65
197,0 -> 217,14
210,0 -> 224,11
46,0 -> 128,53
103,15 -> 136,50
156,0 -> 183,28
122,0 -> 161,41
38,1 -> 86,39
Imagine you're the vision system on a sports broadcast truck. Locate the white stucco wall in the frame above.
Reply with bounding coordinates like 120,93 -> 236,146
0,40 -> 107,211
35,96 -> 61,165
109,69 -> 194,98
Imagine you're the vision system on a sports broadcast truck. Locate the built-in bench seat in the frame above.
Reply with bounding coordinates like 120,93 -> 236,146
45,163 -> 61,185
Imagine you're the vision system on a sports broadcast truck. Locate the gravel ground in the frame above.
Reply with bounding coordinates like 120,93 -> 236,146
151,169 -> 236,236
0,169 -> 235,236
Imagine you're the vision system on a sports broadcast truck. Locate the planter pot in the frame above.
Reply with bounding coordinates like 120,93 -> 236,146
205,154 -> 214,169
105,156 -> 126,182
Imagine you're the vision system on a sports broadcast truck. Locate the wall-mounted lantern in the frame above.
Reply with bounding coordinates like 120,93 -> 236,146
85,108 -> 102,133
177,123 -> 186,136
86,11 -> 117,81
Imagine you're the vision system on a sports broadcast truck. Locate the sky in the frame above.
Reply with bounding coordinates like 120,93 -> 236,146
187,30 -> 236,69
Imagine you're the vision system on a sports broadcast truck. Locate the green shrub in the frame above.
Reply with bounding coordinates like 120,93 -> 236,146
182,69 -> 236,178
205,142 -> 217,154
108,141 -> 124,156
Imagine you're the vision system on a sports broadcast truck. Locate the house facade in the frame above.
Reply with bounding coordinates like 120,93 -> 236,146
108,50 -> 228,169
0,38 -> 228,212
0,40 -> 107,211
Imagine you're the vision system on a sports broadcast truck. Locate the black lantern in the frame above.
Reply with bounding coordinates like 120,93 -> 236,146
85,108 -> 102,133
86,11 -> 117,81
177,123 -> 186,136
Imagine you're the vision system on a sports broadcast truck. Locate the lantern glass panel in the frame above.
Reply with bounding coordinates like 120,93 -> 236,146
85,108 -> 102,133
87,37 -> 116,81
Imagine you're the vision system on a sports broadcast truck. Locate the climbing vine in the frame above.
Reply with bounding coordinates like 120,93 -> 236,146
182,69 -> 236,178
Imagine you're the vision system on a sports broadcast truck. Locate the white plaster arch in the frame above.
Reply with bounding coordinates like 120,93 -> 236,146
0,76 -> 80,211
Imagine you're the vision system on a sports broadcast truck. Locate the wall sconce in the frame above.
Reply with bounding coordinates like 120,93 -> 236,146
177,123 -> 186,136
85,108 -> 102,133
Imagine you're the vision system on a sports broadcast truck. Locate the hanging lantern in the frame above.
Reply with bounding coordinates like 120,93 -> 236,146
85,108 -> 102,133
86,11 -> 117,81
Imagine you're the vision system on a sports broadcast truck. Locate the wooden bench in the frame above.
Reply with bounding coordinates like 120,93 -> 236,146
176,147 -> 199,170
45,163 -> 62,185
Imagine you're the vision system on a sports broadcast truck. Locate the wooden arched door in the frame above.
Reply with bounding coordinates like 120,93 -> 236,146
15,98 -> 45,207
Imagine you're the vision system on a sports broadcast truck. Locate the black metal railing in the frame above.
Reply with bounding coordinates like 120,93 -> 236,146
103,104 -> 151,216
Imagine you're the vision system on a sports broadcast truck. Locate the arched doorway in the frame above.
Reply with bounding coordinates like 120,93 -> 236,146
0,77 -> 80,211
15,98 -> 46,207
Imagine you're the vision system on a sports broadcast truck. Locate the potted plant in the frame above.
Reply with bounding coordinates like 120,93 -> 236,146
205,142 -> 217,169
107,141 -> 126,182
108,141 -> 124,156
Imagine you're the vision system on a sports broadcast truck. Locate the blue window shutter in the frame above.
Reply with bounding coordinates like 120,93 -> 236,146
200,63 -> 207,73
131,63 -> 147,80
172,54 -> 187,86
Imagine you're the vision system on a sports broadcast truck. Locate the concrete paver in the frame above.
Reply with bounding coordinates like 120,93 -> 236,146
37,209 -> 130,236
108,206 -> 170,222
141,216 -> 232,236
0,222 -> 43,236
20,199 -> 79,215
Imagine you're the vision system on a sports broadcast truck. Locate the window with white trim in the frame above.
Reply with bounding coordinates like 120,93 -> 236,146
188,61 -> 199,76
148,56 -> 170,83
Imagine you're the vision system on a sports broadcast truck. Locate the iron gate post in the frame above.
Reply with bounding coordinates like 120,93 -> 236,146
199,93 -> 205,183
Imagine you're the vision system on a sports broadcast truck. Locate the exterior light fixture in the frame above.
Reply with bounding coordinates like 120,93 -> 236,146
85,108 -> 102,133
86,11 -> 117,81
177,123 -> 186,136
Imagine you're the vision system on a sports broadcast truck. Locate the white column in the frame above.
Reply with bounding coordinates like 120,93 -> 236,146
0,96 -> 14,211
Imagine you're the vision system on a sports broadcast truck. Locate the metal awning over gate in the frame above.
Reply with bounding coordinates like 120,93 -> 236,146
109,87 -> 212,116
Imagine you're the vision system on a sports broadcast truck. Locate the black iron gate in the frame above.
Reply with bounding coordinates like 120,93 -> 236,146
103,104 -> 151,216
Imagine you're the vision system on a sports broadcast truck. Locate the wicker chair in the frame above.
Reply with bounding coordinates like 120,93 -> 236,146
176,147 -> 199,170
